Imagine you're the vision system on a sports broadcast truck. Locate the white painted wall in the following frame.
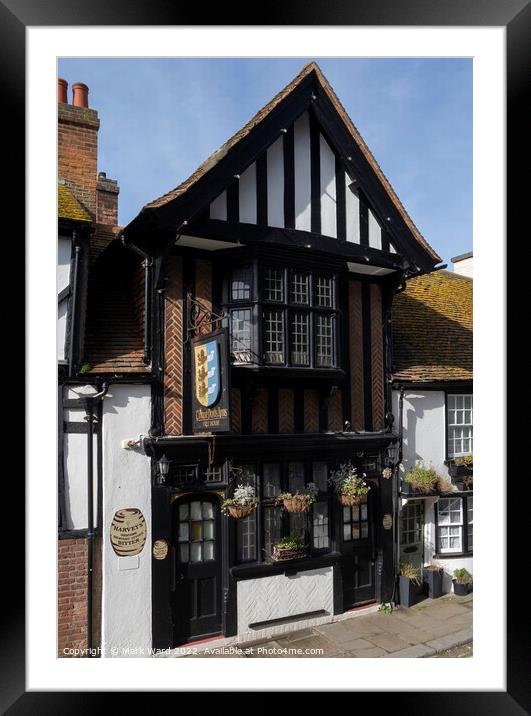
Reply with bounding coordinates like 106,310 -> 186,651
345,176 -> 360,244
237,567 -> 334,637
319,134 -> 337,238
368,209 -> 382,250
392,389 -> 447,476
294,112 -> 311,231
210,190 -> 227,221
58,235 -> 71,362
101,384 -> 152,656
453,256 -> 473,278
238,162 -> 257,224
267,136 -> 285,228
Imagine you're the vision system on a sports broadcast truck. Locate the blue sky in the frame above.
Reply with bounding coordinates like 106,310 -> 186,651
58,58 -> 472,265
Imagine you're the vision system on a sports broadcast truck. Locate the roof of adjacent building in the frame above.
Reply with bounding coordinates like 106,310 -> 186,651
136,62 -> 440,264
58,182 -> 92,222
392,270 -> 472,383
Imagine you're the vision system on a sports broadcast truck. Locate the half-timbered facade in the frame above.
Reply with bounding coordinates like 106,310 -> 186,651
62,63 -> 444,654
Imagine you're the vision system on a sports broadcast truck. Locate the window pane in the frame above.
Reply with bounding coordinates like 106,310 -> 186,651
263,463 -> 281,498
203,521 -> 214,540
190,501 -> 202,521
343,524 -> 351,541
178,523 -> 189,542
231,266 -> 252,301
361,523 -> 369,539
313,502 -> 329,549
264,309 -> 285,364
290,272 -> 309,304
237,512 -> 257,562
312,462 -> 328,492
179,503 -> 189,521
202,502 -> 213,519
191,521 -> 202,541
204,541 -> 214,561
315,314 -> 334,367
314,275 -> 334,307
179,544 -> 189,562
264,268 -> 284,302
290,312 -> 310,366
191,543 -> 202,563
263,506 -> 282,560
231,308 -> 252,362
352,524 -> 360,540
288,462 -> 305,493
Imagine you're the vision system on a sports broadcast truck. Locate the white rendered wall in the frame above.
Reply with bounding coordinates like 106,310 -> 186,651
453,256 -> 473,278
101,384 -> 152,656
237,567 -> 334,638
238,162 -> 257,224
57,236 -> 71,361
267,136 -> 284,228
294,112 -> 312,231
392,389 -> 447,476
319,134 -> 337,238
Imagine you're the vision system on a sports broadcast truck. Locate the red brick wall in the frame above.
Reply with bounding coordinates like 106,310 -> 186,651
327,389 -> 343,432
58,538 -> 88,657
251,388 -> 268,433
58,103 -> 100,217
349,280 -> 365,431
303,389 -> 319,433
96,176 -> 119,225
164,256 -> 184,435
370,284 -> 385,431
195,259 -> 213,318
278,389 -> 294,433
231,388 -> 241,433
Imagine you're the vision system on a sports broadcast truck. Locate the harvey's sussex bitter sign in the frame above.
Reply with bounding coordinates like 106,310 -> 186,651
191,329 -> 230,433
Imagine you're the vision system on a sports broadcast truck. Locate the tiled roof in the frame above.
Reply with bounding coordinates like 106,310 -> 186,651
58,183 -> 91,222
392,270 -> 472,383
139,62 -> 440,263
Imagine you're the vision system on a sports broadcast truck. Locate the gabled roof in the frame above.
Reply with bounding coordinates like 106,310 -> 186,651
58,183 -> 91,222
125,62 -> 441,266
392,270 -> 472,383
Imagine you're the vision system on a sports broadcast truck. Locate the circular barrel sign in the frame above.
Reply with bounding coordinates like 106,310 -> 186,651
110,508 -> 147,557
153,539 -> 169,561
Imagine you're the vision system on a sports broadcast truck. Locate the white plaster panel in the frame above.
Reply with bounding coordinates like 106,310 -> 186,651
63,432 -> 98,530
345,175 -> 360,244
453,256 -> 473,278
368,209 -> 382,250
319,134 -> 337,238
58,236 -> 71,293
101,384 -> 152,656
238,162 -> 257,224
293,111 -> 311,232
57,301 -> 67,361
237,567 -> 334,634
210,191 -> 227,221
267,136 -> 284,228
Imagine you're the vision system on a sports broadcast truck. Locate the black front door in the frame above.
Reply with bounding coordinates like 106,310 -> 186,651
171,494 -> 222,645
339,489 -> 377,608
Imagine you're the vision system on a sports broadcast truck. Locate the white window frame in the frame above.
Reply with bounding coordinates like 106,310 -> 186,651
447,393 -> 473,458
437,497 -> 464,553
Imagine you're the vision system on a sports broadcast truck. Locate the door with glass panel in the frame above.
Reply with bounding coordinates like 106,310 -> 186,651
339,489 -> 376,607
400,500 -> 424,571
171,494 -> 221,644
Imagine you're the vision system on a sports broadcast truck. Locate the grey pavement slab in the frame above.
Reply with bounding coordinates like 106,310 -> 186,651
382,644 -> 436,658
426,627 -> 473,652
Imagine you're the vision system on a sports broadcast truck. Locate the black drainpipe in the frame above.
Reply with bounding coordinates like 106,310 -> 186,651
78,382 -> 109,656
393,385 -> 405,601
68,231 -> 81,377
122,235 -> 153,366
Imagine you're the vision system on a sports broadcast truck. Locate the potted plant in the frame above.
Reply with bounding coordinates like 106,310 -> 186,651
452,568 -> 472,596
462,474 -> 473,490
329,461 -> 370,506
221,484 -> 258,519
276,483 -> 318,513
399,562 -> 424,607
422,564 -> 444,599
271,535 -> 307,562
402,463 -> 439,495
447,454 -> 473,478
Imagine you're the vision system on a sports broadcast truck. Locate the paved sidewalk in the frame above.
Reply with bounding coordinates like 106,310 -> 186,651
185,594 -> 473,658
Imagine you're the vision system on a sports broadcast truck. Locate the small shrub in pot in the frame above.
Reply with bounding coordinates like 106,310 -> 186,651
452,568 -> 472,596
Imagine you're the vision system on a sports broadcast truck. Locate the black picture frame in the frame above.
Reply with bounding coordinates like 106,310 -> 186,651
12,0 -> 525,710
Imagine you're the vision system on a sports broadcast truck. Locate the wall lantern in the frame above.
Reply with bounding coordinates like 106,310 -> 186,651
156,454 -> 171,486
386,441 -> 400,467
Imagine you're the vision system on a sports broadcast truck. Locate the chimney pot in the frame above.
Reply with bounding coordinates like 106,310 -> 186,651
72,82 -> 89,108
58,78 -> 68,103
98,171 -> 107,179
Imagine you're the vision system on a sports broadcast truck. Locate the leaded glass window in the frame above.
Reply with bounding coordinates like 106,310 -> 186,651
313,503 -> 329,549
177,499 -> 216,564
264,309 -> 285,363
315,314 -> 334,367
231,266 -> 252,301
264,268 -> 284,302
290,312 -> 310,366
230,308 -> 252,361
447,394 -> 473,457
314,275 -> 334,308
290,271 -> 310,304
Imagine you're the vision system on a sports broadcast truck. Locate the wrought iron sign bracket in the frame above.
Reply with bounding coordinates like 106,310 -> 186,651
186,293 -> 227,340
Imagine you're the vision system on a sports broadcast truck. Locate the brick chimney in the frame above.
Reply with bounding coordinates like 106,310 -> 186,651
58,78 -> 119,224
96,172 -> 119,225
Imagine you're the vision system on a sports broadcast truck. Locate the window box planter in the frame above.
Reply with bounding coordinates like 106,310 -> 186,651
400,481 -> 437,497
422,566 -> 444,599
271,545 -> 308,563
399,575 -> 425,608
447,460 -> 473,479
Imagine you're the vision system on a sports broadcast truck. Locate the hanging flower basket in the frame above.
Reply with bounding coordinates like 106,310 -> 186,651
338,493 -> 362,507
276,484 -> 318,513
221,484 -> 258,519
226,503 -> 256,519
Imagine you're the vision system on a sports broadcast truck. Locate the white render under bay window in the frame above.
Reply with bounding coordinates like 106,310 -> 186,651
447,394 -> 473,457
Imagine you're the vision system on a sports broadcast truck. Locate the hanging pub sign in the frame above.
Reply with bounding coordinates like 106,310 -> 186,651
192,328 -> 230,433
